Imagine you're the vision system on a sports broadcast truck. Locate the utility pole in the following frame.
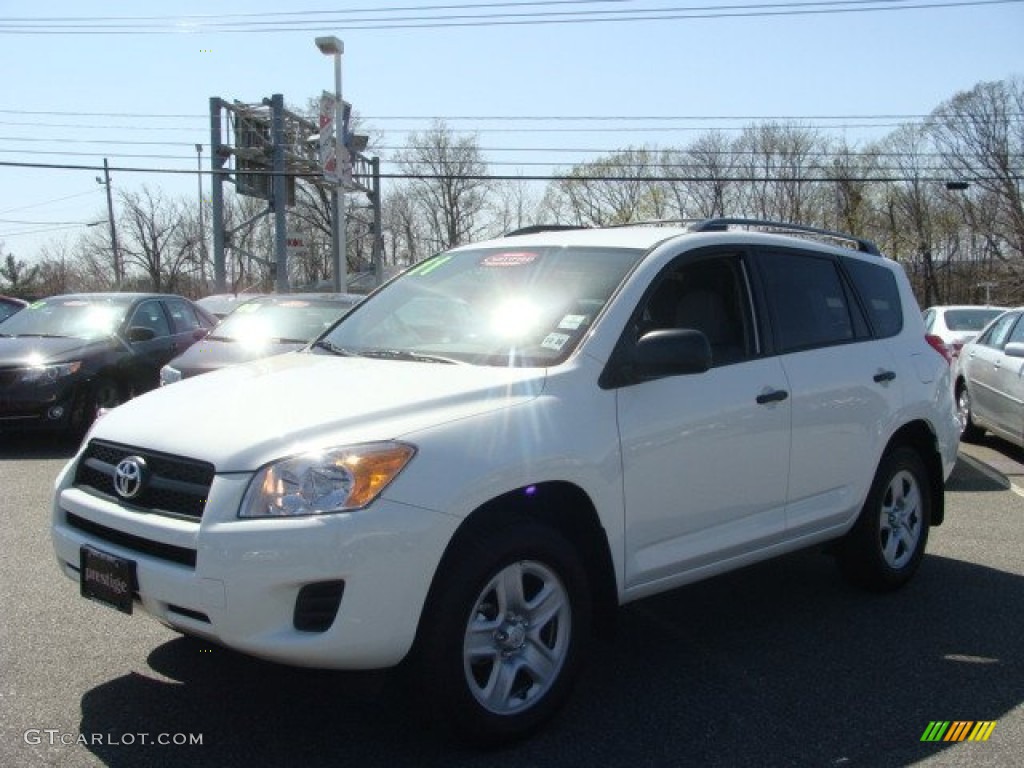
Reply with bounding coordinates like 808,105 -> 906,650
97,158 -> 122,289
195,144 -> 208,289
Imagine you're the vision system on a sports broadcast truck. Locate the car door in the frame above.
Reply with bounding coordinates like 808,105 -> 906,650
963,311 -> 1019,428
164,298 -> 211,354
124,299 -> 176,393
754,247 -> 902,536
616,250 -> 791,590
983,312 -> 1024,438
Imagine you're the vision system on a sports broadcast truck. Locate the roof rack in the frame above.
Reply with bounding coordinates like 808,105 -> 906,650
689,217 -> 881,256
504,224 -> 589,237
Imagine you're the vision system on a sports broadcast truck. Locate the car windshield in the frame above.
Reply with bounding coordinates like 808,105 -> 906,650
212,299 -> 356,344
0,297 -> 131,339
944,308 -> 1004,332
316,245 -> 645,367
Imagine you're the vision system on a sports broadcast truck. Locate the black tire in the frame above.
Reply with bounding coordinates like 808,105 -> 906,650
69,377 -> 123,435
838,446 -> 931,592
956,383 -> 985,443
414,521 -> 591,745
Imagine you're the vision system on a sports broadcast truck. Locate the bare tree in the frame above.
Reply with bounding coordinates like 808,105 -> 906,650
733,122 -> 826,222
396,121 -> 490,250
545,147 -> 665,226
928,78 -> 1024,271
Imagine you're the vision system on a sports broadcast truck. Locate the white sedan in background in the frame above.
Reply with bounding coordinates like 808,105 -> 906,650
923,304 -> 1006,359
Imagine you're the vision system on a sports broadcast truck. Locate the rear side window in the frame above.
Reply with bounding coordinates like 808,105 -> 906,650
758,249 -> 857,353
165,299 -> 205,333
843,257 -> 903,338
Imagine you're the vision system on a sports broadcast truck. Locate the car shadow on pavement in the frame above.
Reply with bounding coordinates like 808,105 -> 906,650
77,549 -> 1023,768
0,431 -> 80,460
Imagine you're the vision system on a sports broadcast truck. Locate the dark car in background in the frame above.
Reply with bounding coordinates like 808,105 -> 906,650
0,295 -> 28,322
160,293 -> 361,384
0,293 -> 215,434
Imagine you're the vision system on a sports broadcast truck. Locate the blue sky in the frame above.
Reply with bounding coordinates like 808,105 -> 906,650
1,0 -> 1022,262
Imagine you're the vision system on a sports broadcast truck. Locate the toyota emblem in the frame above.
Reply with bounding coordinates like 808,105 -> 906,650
114,456 -> 148,500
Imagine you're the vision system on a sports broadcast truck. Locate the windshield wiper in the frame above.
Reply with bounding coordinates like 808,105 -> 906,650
9,333 -> 69,338
312,339 -> 357,356
358,348 -> 461,364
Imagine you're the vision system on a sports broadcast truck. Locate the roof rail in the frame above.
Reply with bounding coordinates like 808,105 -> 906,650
605,218 -> 700,229
689,217 -> 881,256
504,224 -> 589,237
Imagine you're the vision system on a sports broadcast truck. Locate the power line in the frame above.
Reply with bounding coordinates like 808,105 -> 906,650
2,158 -> 1018,185
1,0 -> 1019,33
0,189 -> 102,216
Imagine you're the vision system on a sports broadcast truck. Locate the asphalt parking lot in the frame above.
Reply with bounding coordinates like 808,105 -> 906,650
0,434 -> 1021,767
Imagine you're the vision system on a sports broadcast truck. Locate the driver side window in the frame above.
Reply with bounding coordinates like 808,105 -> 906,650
638,253 -> 755,367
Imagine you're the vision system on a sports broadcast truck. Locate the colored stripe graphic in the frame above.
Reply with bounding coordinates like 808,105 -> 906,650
921,721 -> 997,742
968,722 -> 997,742
945,721 -> 973,741
921,722 -> 950,741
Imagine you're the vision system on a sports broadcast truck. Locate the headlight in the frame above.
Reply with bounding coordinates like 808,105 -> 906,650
160,365 -> 182,386
17,361 -> 82,385
240,442 -> 416,518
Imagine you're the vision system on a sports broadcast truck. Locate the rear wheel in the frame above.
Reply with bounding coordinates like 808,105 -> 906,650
956,383 -> 985,443
838,445 -> 931,592
415,522 -> 591,745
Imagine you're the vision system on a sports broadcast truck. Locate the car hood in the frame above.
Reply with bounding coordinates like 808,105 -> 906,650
0,335 -> 116,366
169,337 -> 302,378
90,351 -> 547,471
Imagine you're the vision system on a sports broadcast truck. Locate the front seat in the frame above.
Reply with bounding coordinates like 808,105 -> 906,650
674,290 -> 742,365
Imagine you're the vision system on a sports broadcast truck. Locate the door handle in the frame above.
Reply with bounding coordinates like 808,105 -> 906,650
756,389 -> 789,405
873,370 -> 896,383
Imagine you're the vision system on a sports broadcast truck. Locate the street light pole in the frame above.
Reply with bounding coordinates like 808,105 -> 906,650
316,36 -> 347,293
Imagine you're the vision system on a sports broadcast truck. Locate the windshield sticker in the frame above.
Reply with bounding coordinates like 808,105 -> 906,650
408,254 -> 453,277
61,300 -> 89,307
278,301 -> 310,308
234,303 -> 262,313
541,332 -> 570,351
480,252 -> 539,268
558,314 -> 588,331
28,300 -> 46,309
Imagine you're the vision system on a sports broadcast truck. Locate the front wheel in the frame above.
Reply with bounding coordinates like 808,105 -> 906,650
415,522 -> 591,745
956,384 -> 985,443
837,446 -> 931,592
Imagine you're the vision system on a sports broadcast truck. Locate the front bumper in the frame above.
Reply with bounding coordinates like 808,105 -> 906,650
51,465 -> 459,669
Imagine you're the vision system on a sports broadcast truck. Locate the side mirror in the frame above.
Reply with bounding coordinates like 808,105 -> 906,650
1003,342 -> 1024,359
127,326 -> 156,343
633,329 -> 712,379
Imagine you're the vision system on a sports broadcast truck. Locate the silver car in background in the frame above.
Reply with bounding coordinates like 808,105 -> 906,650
955,307 -> 1024,447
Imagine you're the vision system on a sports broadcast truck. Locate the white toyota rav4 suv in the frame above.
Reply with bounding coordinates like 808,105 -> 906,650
52,219 -> 959,743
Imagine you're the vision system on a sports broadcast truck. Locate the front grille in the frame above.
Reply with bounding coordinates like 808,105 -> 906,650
74,439 -> 214,520
66,511 -> 197,568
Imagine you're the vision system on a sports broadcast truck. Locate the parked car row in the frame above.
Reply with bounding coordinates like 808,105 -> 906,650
0,291 -> 359,437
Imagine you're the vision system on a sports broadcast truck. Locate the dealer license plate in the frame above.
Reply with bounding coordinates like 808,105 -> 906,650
80,546 -> 136,615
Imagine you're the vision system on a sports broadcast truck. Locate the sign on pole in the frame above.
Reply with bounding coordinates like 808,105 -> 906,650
318,90 -> 352,187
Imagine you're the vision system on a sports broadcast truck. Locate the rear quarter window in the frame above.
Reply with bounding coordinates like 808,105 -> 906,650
843,257 -> 903,339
